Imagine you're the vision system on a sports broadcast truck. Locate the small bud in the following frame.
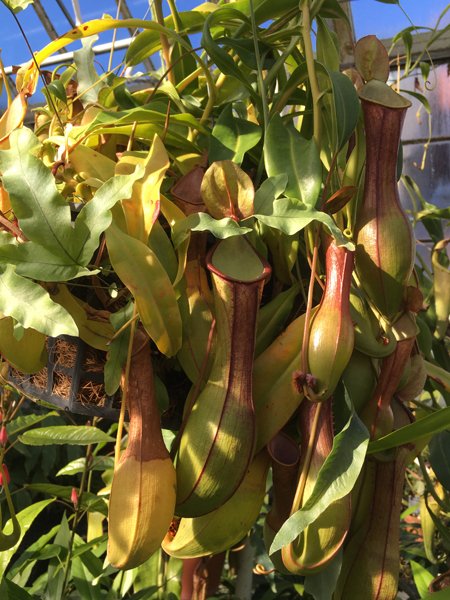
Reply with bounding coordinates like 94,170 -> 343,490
0,425 -> 8,447
71,487 -> 79,508
0,464 -> 10,486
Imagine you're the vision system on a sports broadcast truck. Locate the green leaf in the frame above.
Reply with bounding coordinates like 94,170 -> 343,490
0,266 -> 78,336
202,8 -> 257,102
255,284 -> 299,356
316,17 -> 340,73
106,222 -> 182,357
72,553 -> 104,600
368,407 -> 450,454
6,411 -> 60,437
0,128 -> 144,282
56,456 -> 115,477
46,80 -> 67,104
330,71 -> 360,150
264,115 -> 322,208
26,484 -> 107,515
0,579 -> 35,600
429,430 -> 450,492
70,168 -> 144,267
253,175 -> 288,214
104,302 -> 134,396
19,425 -> 114,446
210,105 -> 262,164
410,560 -> 434,598
0,499 -> 54,579
0,129 -> 72,254
254,198 -> 354,248
125,10 -> 208,66
0,0 -> 33,13
304,548 -> 343,600
270,412 -> 369,554
172,213 -> 251,248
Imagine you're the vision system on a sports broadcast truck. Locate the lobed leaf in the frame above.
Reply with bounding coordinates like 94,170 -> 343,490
254,198 -> 354,248
0,266 -> 77,337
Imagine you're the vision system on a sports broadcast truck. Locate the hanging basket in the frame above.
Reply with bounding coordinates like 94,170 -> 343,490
7,335 -> 121,419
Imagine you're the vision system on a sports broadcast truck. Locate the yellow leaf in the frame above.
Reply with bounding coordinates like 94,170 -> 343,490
160,194 -> 190,288
106,222 -> 182,357
115,134 -> 169,242
0,92 -> 27,148
50,285 -> 114,351
0,317 -> 47,374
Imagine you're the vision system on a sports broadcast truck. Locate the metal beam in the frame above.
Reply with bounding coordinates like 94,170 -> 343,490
4,36 -> 135,75
55,0 -> 76,29
32,0 -> 67,53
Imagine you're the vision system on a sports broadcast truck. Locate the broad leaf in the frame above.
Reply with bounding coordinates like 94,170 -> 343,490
304,549 -> 343,600
6,411 -> 59,437
26,486 -> 107,518
56,456 -> 114,477
427,430 -> 450,492
253,175 -> 288,214
0,317 -> 47,373
270,412 -> 369,554
0,578 -> 34,599
104,302 -> 134,396
254,198 -> 353,248
255,284 -> 299,356
115,135 -> 169,243
330,71 -> 360,150
0,128 -> 145,281
410,560 -> 434,598
106,222 -> 182,357
172,213 -> 251,248
0,266 -> 77,337
264,114 -> 322,208
368,407 -> 450,454
0,499 -> 54,578
50,285 -> 114,351
70,167 -> 145,267
0,128 -> 72,255
210,105 -> 261,164
19,425 -> 114,446
316,16 -> 340,73
202,8 -> 257,102
68,145 -> 115,183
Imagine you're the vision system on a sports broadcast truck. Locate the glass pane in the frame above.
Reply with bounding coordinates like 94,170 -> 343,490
352,1 -> 450,40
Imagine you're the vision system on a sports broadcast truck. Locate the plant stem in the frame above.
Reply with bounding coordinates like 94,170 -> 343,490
61,432 -> 95,597
153,0 -> 175,85
291,401 -> 323,511
301,0 -> 321,147
114,304 -> 138,465
300,227 -> 320,378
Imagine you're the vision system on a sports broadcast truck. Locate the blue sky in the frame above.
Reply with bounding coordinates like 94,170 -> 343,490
0,0 -> 448,105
